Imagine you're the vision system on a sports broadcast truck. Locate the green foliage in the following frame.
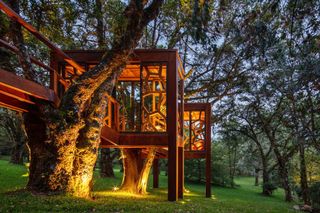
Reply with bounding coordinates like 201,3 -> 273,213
310,182 -> 320,210
211,142 -> 234,187
0,159 -> 297,213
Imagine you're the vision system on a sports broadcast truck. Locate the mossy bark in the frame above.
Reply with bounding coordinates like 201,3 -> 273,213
11,0 -> 163,198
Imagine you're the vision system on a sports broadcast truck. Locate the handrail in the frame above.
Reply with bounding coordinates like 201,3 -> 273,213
0,0 -> 84,74
0,38 -> 68,87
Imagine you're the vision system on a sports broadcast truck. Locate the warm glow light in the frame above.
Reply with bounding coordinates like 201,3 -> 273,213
155,125 -> 162,130
184,188 -> 190,193
96,191 -> 152,199
112,186 -> 119,191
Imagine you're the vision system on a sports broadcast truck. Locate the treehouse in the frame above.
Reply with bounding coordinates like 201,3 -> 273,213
50,50 -> 212,200
0,1 -> 211,202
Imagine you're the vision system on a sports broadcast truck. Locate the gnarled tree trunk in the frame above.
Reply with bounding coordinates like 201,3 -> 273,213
299,142 -> 310,205
8,0 -> 164,198
120,148 -> 156,194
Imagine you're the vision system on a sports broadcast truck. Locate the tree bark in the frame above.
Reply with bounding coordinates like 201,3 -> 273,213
278,162 -> 293,202
67,86 -> 110,198
261,157 -> 271,195
254,168 -> 259,186
22,0 -> 163,197
99,148 -> 115,178
24,111 -> 55,192
299,142 -> 310,205
120,148 -> 156,194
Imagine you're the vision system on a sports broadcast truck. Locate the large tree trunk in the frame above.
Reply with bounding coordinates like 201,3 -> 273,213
278,163 -> 293,202
120,148 -> 156,194
67,87 -> 109,198
24,111 -> 54,192
10,113 -> 27,164
21,0 -> 163,198
254,168 -> 260,186
262,168 -> 271,195
299,142 -> 310,205
99,148 -> 115,178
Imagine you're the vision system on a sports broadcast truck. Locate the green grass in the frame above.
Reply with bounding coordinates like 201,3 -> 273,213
0,159 -> 297,213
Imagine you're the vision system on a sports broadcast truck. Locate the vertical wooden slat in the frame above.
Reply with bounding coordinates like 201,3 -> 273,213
205,104 -> 212,198
153,158 -> 159,188
180,80 -> 184,136
178,74 -> 184,199
178,147 -> 184,199
167,51 -> 178,201
117,102 -> 120,131
49,51 -> 58,96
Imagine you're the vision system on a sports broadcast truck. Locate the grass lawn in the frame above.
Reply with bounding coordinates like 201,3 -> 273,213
0,158 -> 298,213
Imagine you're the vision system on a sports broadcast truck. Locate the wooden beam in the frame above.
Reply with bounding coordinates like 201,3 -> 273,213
152,151 -> 207,159
119,133 -> 168,146
0,69 -> 57,103
101,144 -> 167,148
0,93 -> 30,112
205,104 -> 212,198
184,103 -> 209,111
0,1 -> 84,73
100,127 -> 168,147
100,126 -> 119,145
167,51 -> 178,201
185,151 -> 206,159
178,147 -> 184,199
0,85 -> 34,104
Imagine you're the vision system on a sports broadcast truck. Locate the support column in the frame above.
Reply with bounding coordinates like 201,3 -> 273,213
168,52 -> 178,201
205,104 -> 212,198
178,147 -> 184,199
153,158 -> 159,188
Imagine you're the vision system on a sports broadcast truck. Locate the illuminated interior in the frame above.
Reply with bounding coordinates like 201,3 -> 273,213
183,110 -> 206,151
63,61 -> 186,134
116,63 -> 167,132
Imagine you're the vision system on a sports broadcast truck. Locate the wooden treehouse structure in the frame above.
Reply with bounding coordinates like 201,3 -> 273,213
0,1 -> 211,201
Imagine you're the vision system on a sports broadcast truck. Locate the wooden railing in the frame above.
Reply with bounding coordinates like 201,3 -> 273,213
104,95 -> 120,131
0,0 -> 83,94
0,0 -> 84,73
0,39 -> 68,88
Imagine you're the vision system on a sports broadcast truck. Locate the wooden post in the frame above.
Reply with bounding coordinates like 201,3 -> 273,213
153,158 -> 159,188
49,51 -> 58,96
168,52 -> 178,201
205,104 -> 212,198
178,147 -> 184,199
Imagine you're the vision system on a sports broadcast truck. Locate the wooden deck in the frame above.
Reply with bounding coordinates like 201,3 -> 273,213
0,69 -> 58,112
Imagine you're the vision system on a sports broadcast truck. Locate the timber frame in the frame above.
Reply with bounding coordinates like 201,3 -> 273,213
0,0 -> 212,202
